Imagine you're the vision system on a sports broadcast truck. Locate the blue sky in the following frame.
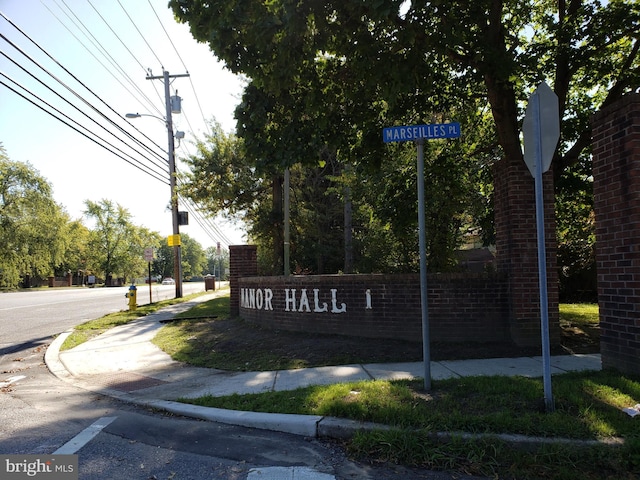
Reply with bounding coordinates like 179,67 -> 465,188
0,0 -> 246,249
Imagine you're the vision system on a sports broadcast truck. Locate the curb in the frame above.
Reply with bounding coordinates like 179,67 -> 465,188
44,315 -> 624,448
45,329 -> 400,439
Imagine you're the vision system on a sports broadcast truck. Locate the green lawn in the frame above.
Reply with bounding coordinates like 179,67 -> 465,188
559,303 -> 599,326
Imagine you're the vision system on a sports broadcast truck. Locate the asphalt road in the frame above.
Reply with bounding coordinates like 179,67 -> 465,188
0,286 -> 484,480
0,283 -> 204,349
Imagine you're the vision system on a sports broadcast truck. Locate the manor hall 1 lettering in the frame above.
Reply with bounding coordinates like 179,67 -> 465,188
240,288 -> 348,314
240,287 -> 274,310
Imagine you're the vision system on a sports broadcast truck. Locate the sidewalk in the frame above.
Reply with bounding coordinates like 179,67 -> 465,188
45,292 -> 602,438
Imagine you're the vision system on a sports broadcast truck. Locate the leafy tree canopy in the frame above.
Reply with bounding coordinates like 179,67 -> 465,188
0,148 -> 68,288
171,0 -> 638,281
172,0 -> 639,170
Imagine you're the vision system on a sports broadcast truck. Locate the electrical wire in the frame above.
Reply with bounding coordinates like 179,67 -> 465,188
0,34 -> 169,174
174,140 -> 237,247
0,66 -> 168,182
45,0 -> 164,119
146,0 -> 213,135
1,9 -> 168,165
180,193 -> 234,248
117,0 -> 164,70
81,0 -> 166,111
1,2 -> 241,247
0,75 -> 169,185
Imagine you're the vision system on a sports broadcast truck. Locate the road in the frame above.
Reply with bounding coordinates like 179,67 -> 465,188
0,287 -> 480,480
0,282 -> 204,350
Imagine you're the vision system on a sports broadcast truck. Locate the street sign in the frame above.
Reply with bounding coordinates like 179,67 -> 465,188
167,234 -> 181,247
382,121 -> 462,391
383,122 -> 461,143
143,247 -> 154,262
522,82 -> 559,177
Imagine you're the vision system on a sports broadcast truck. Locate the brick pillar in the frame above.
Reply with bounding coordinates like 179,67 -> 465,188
493,155 -> 560,347
592,93 -> 640,375
229,245 -> 258,316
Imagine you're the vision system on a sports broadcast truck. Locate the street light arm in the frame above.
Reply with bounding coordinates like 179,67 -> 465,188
125,112 -> 166,122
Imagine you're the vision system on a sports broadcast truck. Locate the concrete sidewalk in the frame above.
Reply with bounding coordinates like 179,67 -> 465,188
45,292 -> 602,438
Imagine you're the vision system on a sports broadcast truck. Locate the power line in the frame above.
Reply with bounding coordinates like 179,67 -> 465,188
44,0 -> 159,119
146,0 -> 212,134
0,33 -> 169,175
1,9 -> 168,165
79,0 -> 165,112
2,2 -> 241,247
0,65 -> 168,182
117,0 -> 164,71
41,1 -> 164,122
0,74 -> 169,185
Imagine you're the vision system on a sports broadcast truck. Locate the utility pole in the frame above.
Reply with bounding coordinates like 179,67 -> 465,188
146,70 -> 189,298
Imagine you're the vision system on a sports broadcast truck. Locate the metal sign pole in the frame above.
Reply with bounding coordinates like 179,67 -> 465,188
148,262 -> 153,304
532,93 -> 554,412
416,138 -> 431,391
382,122 -> 460,392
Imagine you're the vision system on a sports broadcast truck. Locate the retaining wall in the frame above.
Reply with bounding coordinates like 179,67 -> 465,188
238,273 -> 510,343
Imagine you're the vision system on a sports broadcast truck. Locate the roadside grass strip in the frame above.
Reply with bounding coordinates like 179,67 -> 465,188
59,290 -> 212,351
179,371 -> 640,479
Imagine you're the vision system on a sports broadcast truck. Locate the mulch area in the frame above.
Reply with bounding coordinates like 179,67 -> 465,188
182,315 -> 599,368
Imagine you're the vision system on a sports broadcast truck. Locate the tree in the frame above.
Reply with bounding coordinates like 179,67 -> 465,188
153,243 -> 174,280
180,234 -> 207,279
153,233 -> 206,280
173,0 -> 638,178
120,226 -> 162,283
83,199 -> 136,283
54,219 -> 91,278
172,0 -> 638,284
205,245 -> 228,279
0,148 -> 68,288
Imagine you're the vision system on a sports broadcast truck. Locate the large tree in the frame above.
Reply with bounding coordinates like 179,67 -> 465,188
171,0 -> 638,279
153,233 -> 207,280
83,199 -> 136,283
171,0 -> 638,172
0,148 -> 68,288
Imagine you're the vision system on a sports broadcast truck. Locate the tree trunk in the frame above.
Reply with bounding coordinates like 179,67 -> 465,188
344,185 -> 353,274
272,173 -> 284,274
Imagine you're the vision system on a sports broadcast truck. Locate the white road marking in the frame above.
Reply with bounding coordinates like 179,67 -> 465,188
53,416 -> 117,454
247,467 -> 335,479
0,375 -> 26,387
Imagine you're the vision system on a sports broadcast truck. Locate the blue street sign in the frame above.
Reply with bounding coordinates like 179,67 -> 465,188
383,122 -> 461,143
382,121 -> 462,391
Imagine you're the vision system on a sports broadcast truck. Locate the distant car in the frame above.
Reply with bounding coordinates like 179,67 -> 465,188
162,277 -> 175,285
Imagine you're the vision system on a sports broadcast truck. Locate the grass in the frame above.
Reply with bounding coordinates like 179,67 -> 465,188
180,371 -> 639,440
179,372 -> 640,479
152,294 -> 430,371
160,296 -> 637,479
59,290 -> 211,351
559,303 -> 599,326
67,294 -> 635,478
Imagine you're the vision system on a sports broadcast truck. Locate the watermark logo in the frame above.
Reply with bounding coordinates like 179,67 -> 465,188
1,455 -> 78,479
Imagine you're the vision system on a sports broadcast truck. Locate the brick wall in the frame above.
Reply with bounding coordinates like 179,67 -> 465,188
593,93 -> 640,375
229,245 -> 258,316
238,273 -> 510,343
493,152 -> 560,347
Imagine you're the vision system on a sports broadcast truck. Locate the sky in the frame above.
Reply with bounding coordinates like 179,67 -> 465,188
0,0 -> 247,250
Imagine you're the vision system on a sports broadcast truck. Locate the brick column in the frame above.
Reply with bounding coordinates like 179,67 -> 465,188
229,245 -> 258,316
592,93 -> 640,375
493,154 -> 560,347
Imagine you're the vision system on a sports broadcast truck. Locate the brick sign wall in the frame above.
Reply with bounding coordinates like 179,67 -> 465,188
593,93 -> 640,376
238,273 -> 510,343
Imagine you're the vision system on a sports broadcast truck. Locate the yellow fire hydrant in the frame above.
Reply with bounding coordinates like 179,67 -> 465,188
126,284 -> 137,311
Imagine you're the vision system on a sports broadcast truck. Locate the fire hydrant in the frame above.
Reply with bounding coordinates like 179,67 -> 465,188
126,284 -> 137,311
